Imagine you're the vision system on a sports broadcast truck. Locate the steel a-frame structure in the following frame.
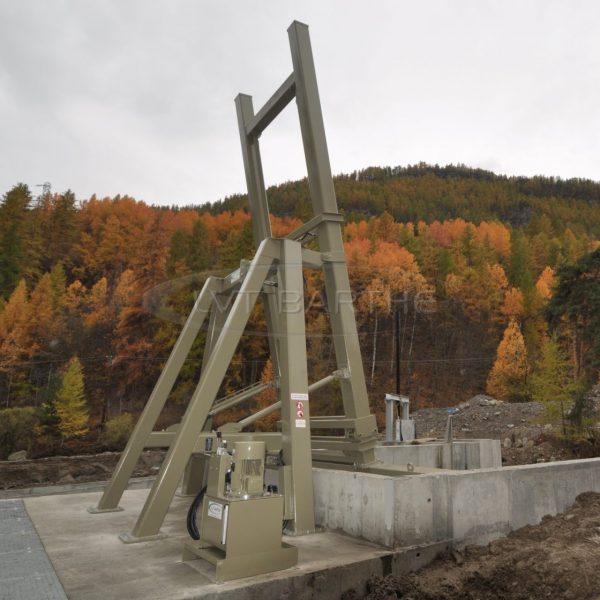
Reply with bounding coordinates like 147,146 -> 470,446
91,21 -> 381,542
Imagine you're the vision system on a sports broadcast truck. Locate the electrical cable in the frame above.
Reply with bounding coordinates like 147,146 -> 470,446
186,485 -> 207,540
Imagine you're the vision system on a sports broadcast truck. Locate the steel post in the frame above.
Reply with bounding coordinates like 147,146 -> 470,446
277,239 -> 315,534
288,22 -> 376,442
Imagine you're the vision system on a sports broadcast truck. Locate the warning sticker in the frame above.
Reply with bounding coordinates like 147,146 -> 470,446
295,419 -> 306,428
291,392 -> 309,402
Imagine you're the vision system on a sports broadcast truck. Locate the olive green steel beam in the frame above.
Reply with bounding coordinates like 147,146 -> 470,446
226,372 -> 339,432
277,239 -> 315,534
91,277 -> 219,512
229,401 -> 280,432
300,248 -> 322,269
145,429 -> 441,476
200,292 -> 231,426
235,92 -> 283,389
286,212 -> 344,243
98,21 -> 390,542
310,436 -> 377,451
146,430 -> 284,453
287,22 -> 377,444
235,94 -> 273,245
123,239 -> 278,541
246,73 -> 296,139
180,294 -> 235,496
309,415 -> 377,430
208,380 -> 272,417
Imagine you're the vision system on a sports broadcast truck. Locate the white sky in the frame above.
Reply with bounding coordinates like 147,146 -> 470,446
1,0 -> 600,206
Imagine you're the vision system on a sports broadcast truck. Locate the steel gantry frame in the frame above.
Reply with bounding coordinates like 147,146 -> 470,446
90,21 -> 389,542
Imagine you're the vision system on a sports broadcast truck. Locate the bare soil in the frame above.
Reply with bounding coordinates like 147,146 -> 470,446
344,492 -> 600,600
0,450 -> 165,490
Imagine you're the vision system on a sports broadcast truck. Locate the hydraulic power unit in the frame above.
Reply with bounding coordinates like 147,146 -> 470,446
183,440 -> 297,582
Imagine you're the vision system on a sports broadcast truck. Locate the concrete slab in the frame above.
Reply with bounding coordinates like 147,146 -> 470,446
0,476 -> 155,500
23,488 -> 443,600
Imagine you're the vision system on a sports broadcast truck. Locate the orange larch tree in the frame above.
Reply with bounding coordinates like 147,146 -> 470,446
486,319 -> 529,401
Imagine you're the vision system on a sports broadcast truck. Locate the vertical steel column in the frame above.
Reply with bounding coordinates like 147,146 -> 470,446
288,22 -> 375,433
235,95 -> 274,244
235,94 -> 282,380
91,278 -> 218,512
277,239 -> 315,534
123,241 -> 277,541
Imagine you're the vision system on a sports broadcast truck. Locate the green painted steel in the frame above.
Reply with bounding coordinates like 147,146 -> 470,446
92,21 -> 383,545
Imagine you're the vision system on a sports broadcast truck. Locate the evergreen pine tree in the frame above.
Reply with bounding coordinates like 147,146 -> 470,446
42,190 -> 78,271
546,247 -> 600,377
186,219 -> 212,272
0,225 -> 22,299
508,230 -> 534,293
166,230 -> 190,277
530,337 -> 579,421
0,183 -> 31,232
219,221 -> 254,269
0,183 -> 31,298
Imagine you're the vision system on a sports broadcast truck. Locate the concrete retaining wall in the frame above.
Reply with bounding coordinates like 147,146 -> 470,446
375,439 -> 502,470
313,458 -> 600,548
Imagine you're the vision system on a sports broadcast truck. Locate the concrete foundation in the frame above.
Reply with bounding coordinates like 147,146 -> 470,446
14,455 -> 600,598
314,457 -> 600,548
375,438 -> 502,470
23,488 -> 446,600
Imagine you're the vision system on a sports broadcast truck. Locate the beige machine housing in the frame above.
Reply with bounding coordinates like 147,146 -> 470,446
183,441 -> 297,582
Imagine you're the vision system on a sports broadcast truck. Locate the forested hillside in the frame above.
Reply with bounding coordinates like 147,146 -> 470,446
1,164 -> 599,458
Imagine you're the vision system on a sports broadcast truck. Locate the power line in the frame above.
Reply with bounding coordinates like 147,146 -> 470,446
2,354 -> 495,368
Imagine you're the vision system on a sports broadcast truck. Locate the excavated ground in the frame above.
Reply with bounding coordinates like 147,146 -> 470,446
344,492 -> 600,600
411,396 -> 600,466
3,397 -> 600,490
0,450 -> 164,490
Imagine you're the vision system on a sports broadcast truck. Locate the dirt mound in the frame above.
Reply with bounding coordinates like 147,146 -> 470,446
413,398 -> 546,442
344,492 -> 600,600
411,397 -> 600,466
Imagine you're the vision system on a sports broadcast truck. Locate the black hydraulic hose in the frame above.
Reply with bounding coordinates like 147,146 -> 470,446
186,485 -> 207,540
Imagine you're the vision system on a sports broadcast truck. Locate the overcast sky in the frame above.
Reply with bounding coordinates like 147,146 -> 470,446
1,1 -> 600,207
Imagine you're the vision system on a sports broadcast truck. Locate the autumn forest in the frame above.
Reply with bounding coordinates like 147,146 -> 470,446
1,163 -> 599,458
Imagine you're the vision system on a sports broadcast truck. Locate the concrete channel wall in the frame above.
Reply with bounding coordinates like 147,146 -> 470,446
375,439 -> 502,470
313,457 -> 600,549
